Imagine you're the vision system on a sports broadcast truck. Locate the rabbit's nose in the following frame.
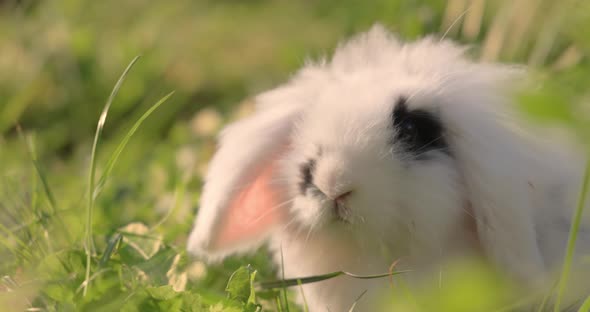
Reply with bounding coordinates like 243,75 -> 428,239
317,184 -> 354,202
333,190 -> 353,204
312,153 -> 355,199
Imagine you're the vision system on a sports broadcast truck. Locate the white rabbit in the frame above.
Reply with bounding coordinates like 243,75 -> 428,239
187,24 -> 590,311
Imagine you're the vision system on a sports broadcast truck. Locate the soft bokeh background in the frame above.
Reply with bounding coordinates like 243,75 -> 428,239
1,0 -> 589,311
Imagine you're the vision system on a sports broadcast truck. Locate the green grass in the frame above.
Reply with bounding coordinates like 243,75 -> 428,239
83,54 -> 141,297
553,161 -> 590,312
0,0 -> 589,311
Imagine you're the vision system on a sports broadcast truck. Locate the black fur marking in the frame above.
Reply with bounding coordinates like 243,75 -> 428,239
392,97 -> 448,159
299,159 -> 316,194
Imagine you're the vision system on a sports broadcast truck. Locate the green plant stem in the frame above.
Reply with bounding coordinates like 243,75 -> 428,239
258,269 -> 412,289
554,159 -> 590,312
578,294 -> 590,312
83,55 -> 141,297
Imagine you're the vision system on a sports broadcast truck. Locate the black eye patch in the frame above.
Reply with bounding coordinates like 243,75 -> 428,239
391,97 -> 448,159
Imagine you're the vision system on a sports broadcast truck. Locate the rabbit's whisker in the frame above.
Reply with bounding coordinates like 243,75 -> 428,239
245,198 -> 296,226
227,177 -> 292,192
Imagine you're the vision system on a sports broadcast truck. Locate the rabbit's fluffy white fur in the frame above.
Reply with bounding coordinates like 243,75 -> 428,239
187,24 -> 590,311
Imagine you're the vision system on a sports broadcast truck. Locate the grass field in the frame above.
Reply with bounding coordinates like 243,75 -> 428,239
1,0 -> 589,311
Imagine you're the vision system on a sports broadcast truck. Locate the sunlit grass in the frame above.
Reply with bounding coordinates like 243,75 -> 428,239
553,161 -> 590,312
83,55 -> 142,296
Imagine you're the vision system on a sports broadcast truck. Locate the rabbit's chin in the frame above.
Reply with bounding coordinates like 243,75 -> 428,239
269,221 -> 392,311
272,200 -> 482,311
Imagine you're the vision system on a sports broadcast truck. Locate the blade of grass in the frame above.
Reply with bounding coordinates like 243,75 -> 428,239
258,269 -> 412,289
275,297 -> 284,312
578,294 -> 590,312
22,132 -> 57,213
17,128 -> 70,242
76,268 -> 114,294
347,289 -> 368,312
29,135 -> 39,225
280,245 -> 290,312
297,279 -> 309,312
83,55 -> 141,297
0,222 -> 34,261
494,290 -> 546,312
116,231 -> 163,241
94,91 -> 175,197
99,233 -> 122,267
536,280 -> 559,312
554,159 -> 590,312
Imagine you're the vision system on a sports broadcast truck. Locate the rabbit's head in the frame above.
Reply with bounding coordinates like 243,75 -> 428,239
188,24 -> 547,281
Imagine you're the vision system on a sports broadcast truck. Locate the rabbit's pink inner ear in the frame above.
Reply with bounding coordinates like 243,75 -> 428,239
212,163 -> 286,249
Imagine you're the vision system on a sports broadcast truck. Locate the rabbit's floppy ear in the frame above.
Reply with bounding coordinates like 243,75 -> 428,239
187,92 -> 302,261
443,84 -> 547,283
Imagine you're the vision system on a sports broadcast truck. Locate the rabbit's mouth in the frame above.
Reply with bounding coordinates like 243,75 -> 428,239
333,200 -> 352,223
304,184 -> 354,223
332,191 -> 354,223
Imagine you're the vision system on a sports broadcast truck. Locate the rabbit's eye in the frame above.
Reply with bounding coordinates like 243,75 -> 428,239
392,97 -> 447,158
399,120 -> 417,139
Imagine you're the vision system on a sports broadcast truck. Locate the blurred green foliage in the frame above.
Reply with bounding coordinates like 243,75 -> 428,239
0,0 -> 451,159
0,0 -> 589,311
